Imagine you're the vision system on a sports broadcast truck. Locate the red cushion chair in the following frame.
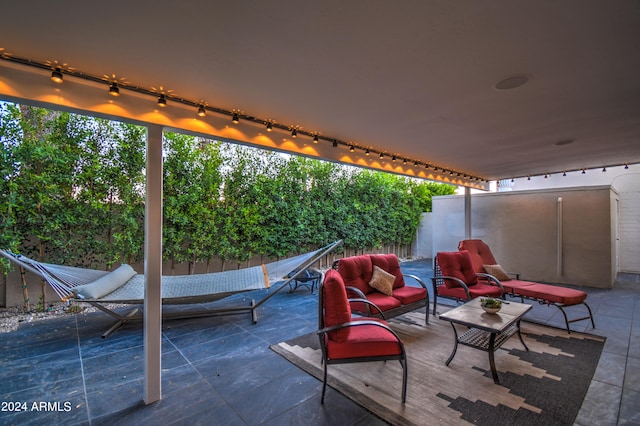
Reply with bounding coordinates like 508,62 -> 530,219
431,251 -> 504,315
458,239 -> 595,333
317,269 -> 408,403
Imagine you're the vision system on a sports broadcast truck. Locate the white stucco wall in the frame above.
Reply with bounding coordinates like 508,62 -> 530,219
432,186 -> 617,288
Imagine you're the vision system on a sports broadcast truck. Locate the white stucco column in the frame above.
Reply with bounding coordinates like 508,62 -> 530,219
464,186 -> 472,239
144,124 -> 163,404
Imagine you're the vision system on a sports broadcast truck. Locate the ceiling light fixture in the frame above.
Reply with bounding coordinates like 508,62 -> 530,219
197,104 -> 206,117
266,122 -> 273,132
379,153 -> 384,159
50,67 -> 63,83
108,82 -> 120,96
232,112 -> 239,124
332,140 -> 338,148
494,74 -> 531,90
291,128 -> 297,138
349,145 -> 355,152
365,148 -> 370,155
157,94 -> 167,107
313,134 -> 319,143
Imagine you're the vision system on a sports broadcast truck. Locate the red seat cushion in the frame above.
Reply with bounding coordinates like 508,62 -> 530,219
350,292 -> 401,314
436,282 -> 502,300
322,269 -> 352,342
326,323 -> 403,359
392,286 -> 427,305
458,239 -> 498,274
500,279 -> 536,293
437,251 -> 478,288
337,255 -> 374,295
370,254 -> 406,289
513,283 -> 587,305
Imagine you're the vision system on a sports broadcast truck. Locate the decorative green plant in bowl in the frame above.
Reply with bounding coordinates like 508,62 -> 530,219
480,297 -> 502,314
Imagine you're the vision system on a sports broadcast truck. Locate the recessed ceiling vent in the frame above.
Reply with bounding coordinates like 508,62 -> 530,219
494,74 -> 531,90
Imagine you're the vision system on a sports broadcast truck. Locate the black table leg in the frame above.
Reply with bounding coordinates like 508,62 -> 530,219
488,332 -> 499,384
445,322 -> 459,366
516,319 -> 529,351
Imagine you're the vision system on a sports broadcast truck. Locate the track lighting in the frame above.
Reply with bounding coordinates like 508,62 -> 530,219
403,159 -> 407,165
349,145 -> 355,152
51,67 -> 63,83
266,122 -> 273,132
365,148 -> 370,155
602,167 -> 606,172
313,134 -> 318,143
291,128 -> 297,138
625,163 -> 629,169
232,113 -> 239,124
197,104 -> 206,117
332,140 -> 338,148
157,94 -> 167,108
582,169 -> 586,174
563,171 -> 567,176
414,161 -> 419,166
108,82 -> 120,96
379,153 -> 384,159
392,155 -> 396,162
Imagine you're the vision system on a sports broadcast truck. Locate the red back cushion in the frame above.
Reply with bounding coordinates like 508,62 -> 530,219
370,254 -> 406,289
458,239 -> 498,274
337,255 -> 374,295
437,251 -> 478,288
322,269 -> 352,342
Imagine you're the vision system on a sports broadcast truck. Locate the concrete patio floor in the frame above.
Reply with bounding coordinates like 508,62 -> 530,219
1,259 -> 638,425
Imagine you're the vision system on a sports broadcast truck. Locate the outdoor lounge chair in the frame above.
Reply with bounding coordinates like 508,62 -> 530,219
431,250 -> 505,315
458,239 -> 595,333
317,269 -> 408,403
0,240 -> 342,337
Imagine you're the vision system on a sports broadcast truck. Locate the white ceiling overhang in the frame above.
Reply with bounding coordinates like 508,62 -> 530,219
1,1 -> 639,187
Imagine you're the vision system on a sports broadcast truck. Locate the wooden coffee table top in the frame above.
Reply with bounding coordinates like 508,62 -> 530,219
438,298 -> 531,334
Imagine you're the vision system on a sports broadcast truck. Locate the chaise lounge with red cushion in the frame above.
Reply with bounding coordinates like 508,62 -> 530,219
334,253 -> 430,324
458,239 -> 595,333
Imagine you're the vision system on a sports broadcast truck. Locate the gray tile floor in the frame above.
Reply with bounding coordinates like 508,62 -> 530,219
0,259 -> 638,425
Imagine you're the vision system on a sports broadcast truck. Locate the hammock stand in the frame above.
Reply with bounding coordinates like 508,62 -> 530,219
1,240 -> 342,337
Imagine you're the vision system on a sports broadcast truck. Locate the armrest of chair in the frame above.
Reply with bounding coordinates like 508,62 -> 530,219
476,273 -> 505,292
347,298 -> 386,319
403,273 -> 428,290
431,275 -> 472,298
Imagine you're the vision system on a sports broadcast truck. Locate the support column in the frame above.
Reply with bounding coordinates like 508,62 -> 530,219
464,187 -> 472,239
144,124 -> 163,404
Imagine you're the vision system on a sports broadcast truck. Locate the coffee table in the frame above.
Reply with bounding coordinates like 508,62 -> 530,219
438,298 -> 532,384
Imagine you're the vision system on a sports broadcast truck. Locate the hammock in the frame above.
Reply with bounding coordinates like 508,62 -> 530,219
1,240 -> 342,336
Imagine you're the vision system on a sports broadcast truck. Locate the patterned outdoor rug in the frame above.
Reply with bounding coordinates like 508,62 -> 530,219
271,310 -> 605,426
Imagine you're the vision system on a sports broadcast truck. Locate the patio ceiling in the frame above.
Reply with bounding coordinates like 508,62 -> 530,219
1,1 -> 639,185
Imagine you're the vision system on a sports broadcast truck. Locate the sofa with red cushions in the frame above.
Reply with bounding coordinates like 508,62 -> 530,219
333,254 -> 430,324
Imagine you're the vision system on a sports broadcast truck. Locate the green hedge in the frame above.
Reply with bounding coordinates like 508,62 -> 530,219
1,103 -> 455,271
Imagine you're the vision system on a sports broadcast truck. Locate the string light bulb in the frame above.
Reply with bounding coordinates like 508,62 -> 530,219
157,94 -> 167,107
51,67 -> 63,83
108,82 -> 120,96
